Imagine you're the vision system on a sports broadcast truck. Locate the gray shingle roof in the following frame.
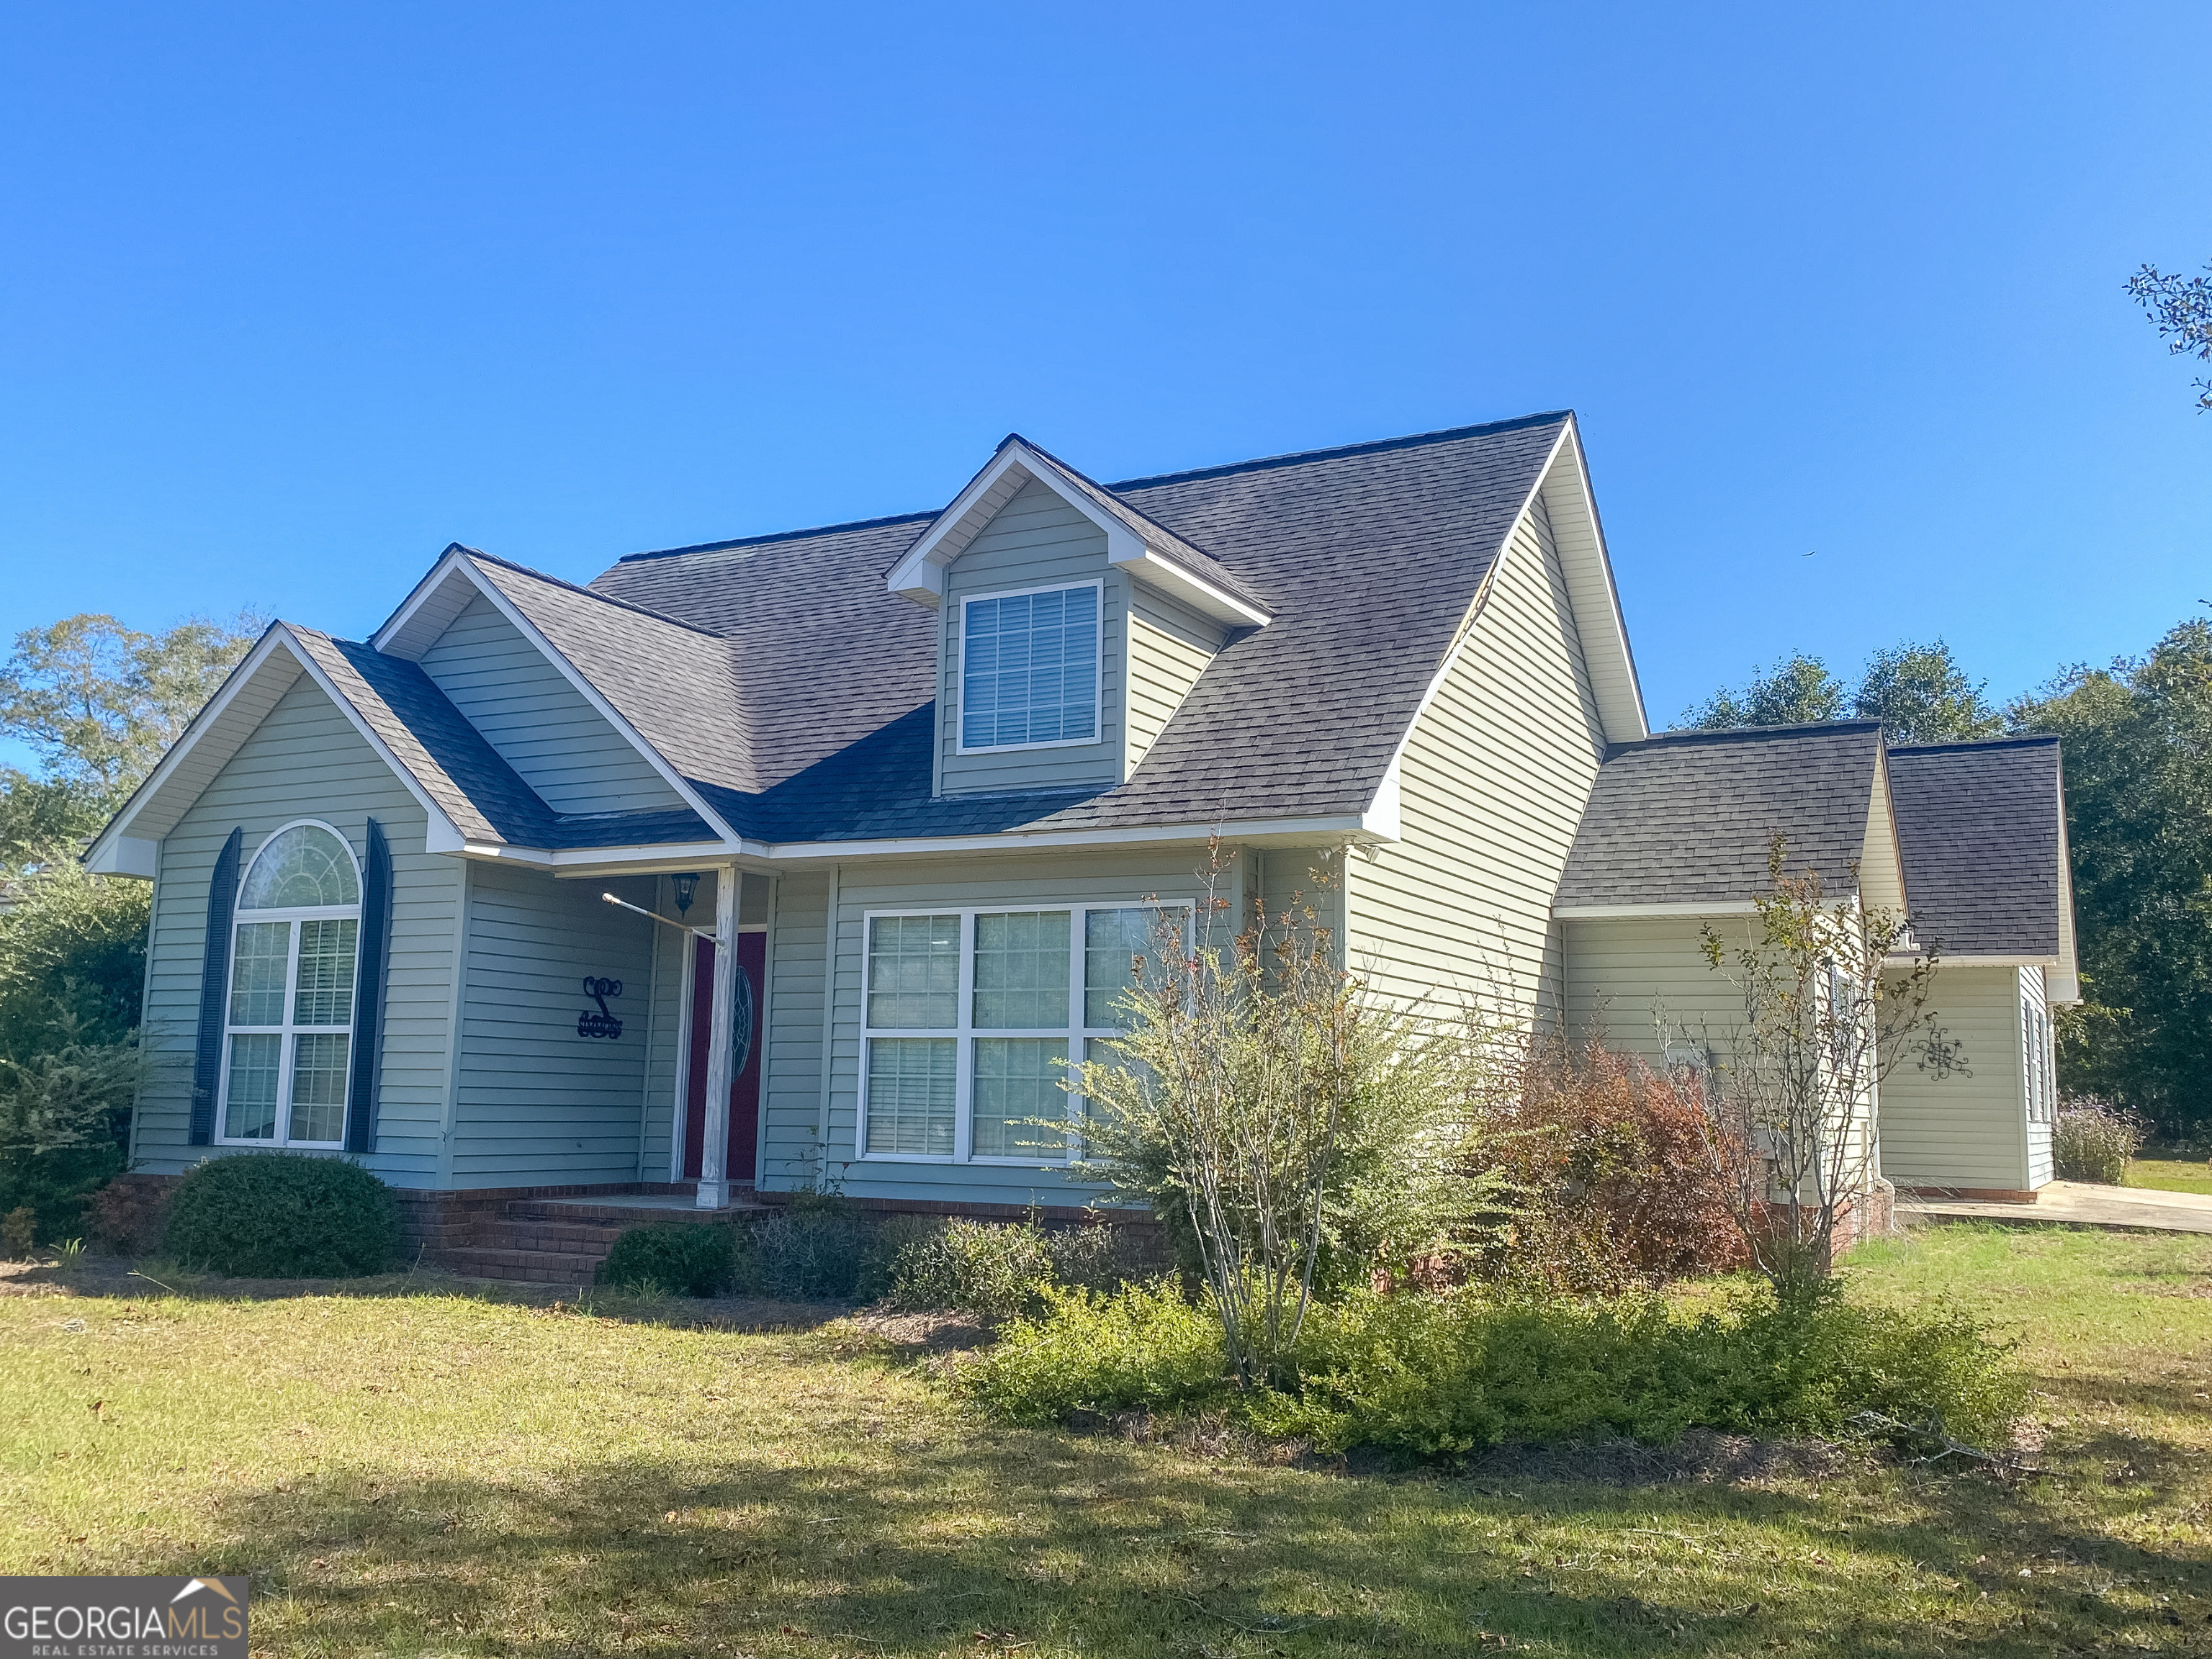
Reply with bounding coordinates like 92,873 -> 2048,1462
1886,737 -> 2065,958
1557,722 -> 1884,909
595,411 -> 1573,842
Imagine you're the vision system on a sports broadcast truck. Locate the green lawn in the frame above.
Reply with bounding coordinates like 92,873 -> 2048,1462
2,1227 -> 2209,1658
2128,1156 -> 2212,1197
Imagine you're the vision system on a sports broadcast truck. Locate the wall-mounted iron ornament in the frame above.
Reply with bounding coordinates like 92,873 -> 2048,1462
577,976 -> 624,1039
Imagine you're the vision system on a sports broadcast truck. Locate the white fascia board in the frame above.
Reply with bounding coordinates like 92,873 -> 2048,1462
369,546 -> 480,660
886,441 -> 1269,626
1541,424 -> 1650,744
887,442 -> 1141,601
88,836 -> 161,878
1887,952 -> 2062,968
1554,899 -> 1761,920
761,811 -> 1390,864
1104,545 -> 1271,628
416,555 -> 745,848
451,839 -> 768,875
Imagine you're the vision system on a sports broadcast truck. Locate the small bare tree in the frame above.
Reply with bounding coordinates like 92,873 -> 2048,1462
1069,845 -> 1505,1387
1682,838 -> 1960,1309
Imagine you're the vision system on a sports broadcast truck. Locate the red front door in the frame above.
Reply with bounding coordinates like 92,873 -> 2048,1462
680,932 -> 765,1182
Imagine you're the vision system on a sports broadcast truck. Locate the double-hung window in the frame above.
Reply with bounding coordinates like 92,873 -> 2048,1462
958,581 -> 1101,752
218,822 -> 361,1148
860,903 -> 1182,1162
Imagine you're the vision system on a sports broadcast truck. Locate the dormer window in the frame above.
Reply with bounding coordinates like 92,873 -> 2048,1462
958,581 -> 1101,753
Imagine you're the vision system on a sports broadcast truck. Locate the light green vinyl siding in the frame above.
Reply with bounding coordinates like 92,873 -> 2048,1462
1350,495 -> 1604,1026
636,870 -> 693,1180
131,673 -> 459,1187
1125,588 -> 1221,773
792,848 -> 1228,1205
1879,965 -> 2034,1192
1563,914 -> 1751,1065
938,478 -> 1124,796
761,871 -> 830,1190
449,863 -> 657,1185
417,589 -> 685,816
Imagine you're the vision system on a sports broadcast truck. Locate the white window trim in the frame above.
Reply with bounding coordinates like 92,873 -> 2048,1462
953,578 -> 1107,757
214,819 -> 362,1150
855,900 -> 1186,1166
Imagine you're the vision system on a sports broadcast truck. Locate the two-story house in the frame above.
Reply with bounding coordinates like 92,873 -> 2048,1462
86,413 -> 2077,1276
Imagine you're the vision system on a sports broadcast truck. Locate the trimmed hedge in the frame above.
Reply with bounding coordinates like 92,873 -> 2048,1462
162,1154 -> 397,1278
598,1221 -> 737,1297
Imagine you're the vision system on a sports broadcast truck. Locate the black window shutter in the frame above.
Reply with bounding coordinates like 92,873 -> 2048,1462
188,827 -> 245,1146
345,818 -> 395,1154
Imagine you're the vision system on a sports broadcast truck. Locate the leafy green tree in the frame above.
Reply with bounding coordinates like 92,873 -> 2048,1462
1681,654 -> 1846,729
1853,640 -> 2005,743
0,608 -> 256,1241
2013,620 -> 2212,1138
2126,261 -> 2212,412
0,611 -> 262,822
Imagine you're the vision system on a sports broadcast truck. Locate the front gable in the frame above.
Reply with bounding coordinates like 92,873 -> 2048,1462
415,588 -> 688,817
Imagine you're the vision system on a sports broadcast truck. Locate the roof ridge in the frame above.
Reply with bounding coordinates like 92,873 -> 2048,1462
1632,719 -> 1884,750
462,547 -> 729,637
1105,410 -> 1575,492
1888,733 -> 2056,755
610,410 -> 1574,566
614,511 -> 939,565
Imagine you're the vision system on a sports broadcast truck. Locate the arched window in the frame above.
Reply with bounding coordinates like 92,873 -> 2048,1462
218,822 -> 361,1147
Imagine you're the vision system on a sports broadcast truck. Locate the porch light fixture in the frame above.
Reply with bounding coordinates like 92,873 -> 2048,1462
670,872 -> 701,915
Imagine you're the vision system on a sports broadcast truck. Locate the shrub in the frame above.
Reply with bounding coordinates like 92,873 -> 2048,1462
161,1154 -> 397,1278
598,1221 -> 737,1297
1,1204 -> 35,1259
741,1198 -> 878,1300
964,1281 -> 2027,1456
881,1216 -> 1148,1318
956,1282 -> 1229,1425
1479,1039 -> 1742,1292
2054,1097 -> 2147,1184
83,1176 -> 171,1256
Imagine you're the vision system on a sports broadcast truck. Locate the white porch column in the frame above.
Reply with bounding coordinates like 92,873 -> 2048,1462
695,866 -> 739,1209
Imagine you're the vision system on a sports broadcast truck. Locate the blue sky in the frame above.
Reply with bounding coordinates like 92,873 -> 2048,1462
2,1 -> 2207,772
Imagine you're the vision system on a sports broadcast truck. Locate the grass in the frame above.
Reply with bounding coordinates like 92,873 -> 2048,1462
1,1227 -> 2208,1657
2128,1156 -> 2212,1197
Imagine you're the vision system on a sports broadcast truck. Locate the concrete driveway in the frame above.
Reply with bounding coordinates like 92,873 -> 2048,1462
1899,1178 -> 2212,1235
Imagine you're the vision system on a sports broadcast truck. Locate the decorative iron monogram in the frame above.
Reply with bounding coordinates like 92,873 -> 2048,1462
577,976 -> 624,1039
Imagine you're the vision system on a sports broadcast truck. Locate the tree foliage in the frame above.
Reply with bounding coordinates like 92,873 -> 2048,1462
1853,641 -> 2005,743
0,610 -> 262,825
2013,620 -> 2212,1136
1682,653 -> 1845,730
1683,639 -> 2000,743
2126,260 -> 2212,412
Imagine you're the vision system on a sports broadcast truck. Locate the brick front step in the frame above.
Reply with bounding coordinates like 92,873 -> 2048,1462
440,1245 -> 606,1285
505,1198 -> 763,1226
